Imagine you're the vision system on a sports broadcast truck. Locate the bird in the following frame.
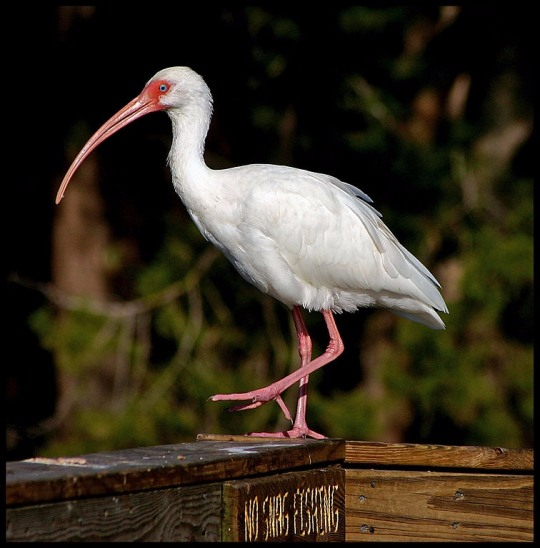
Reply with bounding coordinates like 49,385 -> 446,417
56,66 -> 448,439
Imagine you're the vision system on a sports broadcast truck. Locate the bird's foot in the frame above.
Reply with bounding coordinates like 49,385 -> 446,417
247,426 -> 326,440
210,390 -> 292,422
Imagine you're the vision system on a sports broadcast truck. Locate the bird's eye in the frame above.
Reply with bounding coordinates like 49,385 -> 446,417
159,83 -> 169,93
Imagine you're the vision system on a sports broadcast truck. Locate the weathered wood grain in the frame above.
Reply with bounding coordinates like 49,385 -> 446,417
345,441 -> 533,471
345,469 -> 533,542
5,438 -> 533,542
222,466 -> 345,542
6,483 -> 222,542
6,438 -> 345,506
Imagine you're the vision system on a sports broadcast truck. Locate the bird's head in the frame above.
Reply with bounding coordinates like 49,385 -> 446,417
147,66 -> 211,110
55,66 -> 209,204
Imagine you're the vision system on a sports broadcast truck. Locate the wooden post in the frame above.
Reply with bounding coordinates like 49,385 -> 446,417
5,437 -> 533,542
6,437 -> 345,542
222,466 -> 344,541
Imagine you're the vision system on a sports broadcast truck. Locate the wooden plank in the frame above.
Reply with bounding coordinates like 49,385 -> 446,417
345,469 -> 533,542
6,438 -> 534,542
345,441 -> 533,471
6,483 -> 222,542
222,466 -> 345,542
6,438 -> 345,506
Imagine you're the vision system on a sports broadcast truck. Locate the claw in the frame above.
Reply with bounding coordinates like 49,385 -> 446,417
225,401 -> 262,413
209,386 -> 292,422
214,393 -> 293,422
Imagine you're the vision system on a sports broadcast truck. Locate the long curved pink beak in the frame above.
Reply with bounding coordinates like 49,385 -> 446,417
56,91 -> 163,204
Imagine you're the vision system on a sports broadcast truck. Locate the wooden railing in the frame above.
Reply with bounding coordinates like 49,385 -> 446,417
6,435 -> 533,542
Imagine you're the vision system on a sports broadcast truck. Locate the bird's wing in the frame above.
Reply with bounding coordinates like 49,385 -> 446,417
237,166 -> 446,314
309,170 -> 447,310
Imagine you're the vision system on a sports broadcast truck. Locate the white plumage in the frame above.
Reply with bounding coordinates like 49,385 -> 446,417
56,66 -> 448,438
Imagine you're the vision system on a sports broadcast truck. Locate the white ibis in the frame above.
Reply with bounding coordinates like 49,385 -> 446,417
56,66 -> 448,439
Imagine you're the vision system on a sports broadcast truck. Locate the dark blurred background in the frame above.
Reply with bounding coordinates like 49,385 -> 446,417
6,6 -> 533,459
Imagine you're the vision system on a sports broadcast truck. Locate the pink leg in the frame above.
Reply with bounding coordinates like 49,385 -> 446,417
210,308 -> 344,439
249,306 -> 325,438
290,306 -> 314,430
288,307 -> 326,438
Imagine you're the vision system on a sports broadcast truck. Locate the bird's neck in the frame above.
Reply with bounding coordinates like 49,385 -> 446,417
166,101 -> 212,192
166,102 -> 222,242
